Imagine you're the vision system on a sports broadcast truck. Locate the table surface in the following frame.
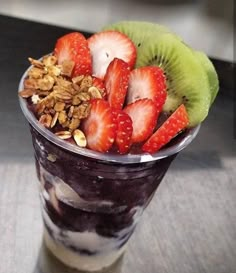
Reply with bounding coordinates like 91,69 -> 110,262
0,14 -> 235,273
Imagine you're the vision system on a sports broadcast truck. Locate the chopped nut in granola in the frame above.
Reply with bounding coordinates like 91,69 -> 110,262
73,129 -> 87,147
28,67 -> 46,79
58,111 -> 68,125
28,57 -> 44,69
68,106 -> 74,118
24,78 -> 39,89
78,92 -> 91,102
61,120 -> 70,128
72,75 -> 84,85
61,60 -> 75,77
47,65 -> 61,77
43,96 -> 55,109
54,102 -> 65,112
38,75 -> 55,90
19,88 -> 36,98
72,83 -> 81,92
56,77 -> 72,89
72,94 -> 82,106
88,86 -> 102,99
53,88 -> 73,101
39,114 -> 52,128
55,131 -> 72,139
51,112 -> 59,128
42,55 -> 57,67
69,118 -> 81,131
80,75 -> 93,91
35,101 -> 46,114
73,103 -> 90,119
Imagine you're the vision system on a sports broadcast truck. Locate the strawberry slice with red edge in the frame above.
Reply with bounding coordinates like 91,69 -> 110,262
54,32 -> 92,77
88,30 -> 136,79
112,109 -> 133,154
104,58 -> 130,110
92,77 -> 107,98
142,104 -> 189,154
82,99 -> 117,152
123,98 -> 158,143
127,66 -> 167,112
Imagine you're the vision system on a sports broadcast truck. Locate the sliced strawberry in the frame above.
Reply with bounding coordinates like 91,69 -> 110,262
123,99 -> 158,143
88,30 -> 136,79
127,66 -> 167,113
54,32 -> 92,77
92,77 -> 107,98
113,109 -> 133,154
104,58 -> 130,110
82,99 -> 117,152
142,104 -> 189,154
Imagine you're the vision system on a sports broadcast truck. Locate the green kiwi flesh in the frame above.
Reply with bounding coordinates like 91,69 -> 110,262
194,51 -> 219,104
136,34 -> 212,127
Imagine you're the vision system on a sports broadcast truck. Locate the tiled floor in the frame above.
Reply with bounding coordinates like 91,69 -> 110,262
0,0 -> 233,61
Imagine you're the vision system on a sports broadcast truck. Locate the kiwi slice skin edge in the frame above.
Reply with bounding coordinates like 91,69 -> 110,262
194,51 -> 219,105
136,34 -> 211,127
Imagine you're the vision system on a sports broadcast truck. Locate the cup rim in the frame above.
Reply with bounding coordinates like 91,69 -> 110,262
18,65 -> 200,164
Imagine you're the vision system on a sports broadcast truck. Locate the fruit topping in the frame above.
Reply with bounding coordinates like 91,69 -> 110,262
54,32 -> 92,77
88,30 -> 136,79
82,99 -> 117,152
123,98 -> 159,143
104,58 -> 130,110
19,20 -> 219,155
112,109 -> 133,154
142,104 -> 189,153
127,66 -> 167,112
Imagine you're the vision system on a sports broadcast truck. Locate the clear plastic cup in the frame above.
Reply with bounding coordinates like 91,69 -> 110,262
18,67 -> 200,272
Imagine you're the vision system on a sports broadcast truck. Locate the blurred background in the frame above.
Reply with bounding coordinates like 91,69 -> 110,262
0,0 -> 233,61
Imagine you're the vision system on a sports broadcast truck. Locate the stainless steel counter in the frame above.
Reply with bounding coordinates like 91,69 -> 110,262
0,15 -> 235,273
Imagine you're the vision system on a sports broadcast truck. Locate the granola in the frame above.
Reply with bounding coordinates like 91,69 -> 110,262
19,55 -> 104,147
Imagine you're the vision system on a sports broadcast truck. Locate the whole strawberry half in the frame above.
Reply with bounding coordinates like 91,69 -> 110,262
82,99 -> 117,152
104,58 -> 130,110
127,66 -> 167,113
112,109 -> 133,154
123,98 -> 158,143
88,30 -> 136,79
142,104 -> 189,153
54,32 -> 92,77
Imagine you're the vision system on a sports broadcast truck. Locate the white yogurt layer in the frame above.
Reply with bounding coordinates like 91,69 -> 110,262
42,204 -> 143,271
43,208 -> 132,271
44,228 -> 126,272
42,207 -> 141,254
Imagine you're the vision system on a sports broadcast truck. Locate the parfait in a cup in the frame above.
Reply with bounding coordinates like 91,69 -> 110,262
19,21 -> 218,272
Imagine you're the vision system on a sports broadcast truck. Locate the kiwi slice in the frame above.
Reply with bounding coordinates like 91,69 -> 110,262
136,34 -> 211,127
194,51 -> 219,104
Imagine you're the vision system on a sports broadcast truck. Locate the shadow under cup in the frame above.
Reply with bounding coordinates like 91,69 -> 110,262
19,72 -> 200,272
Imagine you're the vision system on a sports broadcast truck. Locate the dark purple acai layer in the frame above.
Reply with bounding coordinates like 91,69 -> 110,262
31,126 -> 176,242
